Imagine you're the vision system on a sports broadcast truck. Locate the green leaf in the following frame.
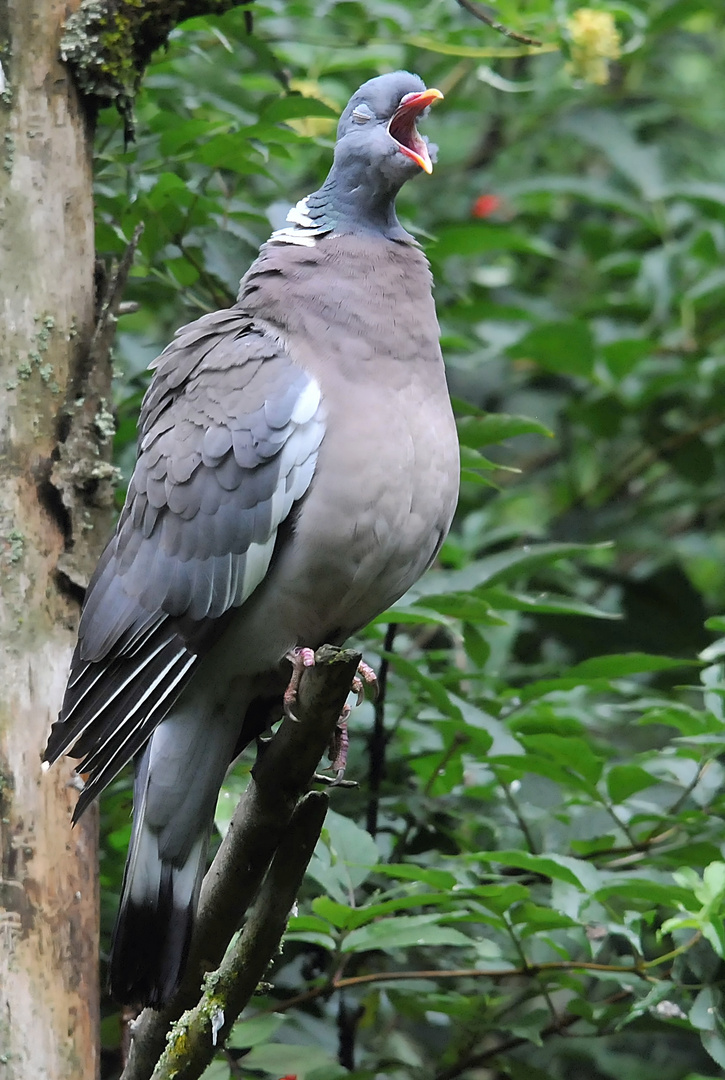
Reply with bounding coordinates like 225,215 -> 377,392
482,586 -> 620,620
490,752 -> 596,794
596,879 -> 694,909
375,865 -> 458,890
305,809 -> 379,902
199,1061 -> 230,1080
601,338 -> 654,378
341,914 -> 472,954
418,591 -> 500,623
456,413 -> 553,448
459,445 -> 508,472
343,891 -> 462,928
407,34 -> 546,59
311,897 -> 355,929
503,174 -> 653,222
411,542 -> 609,599
227,1013 -> 284,1049
509,901 -> 578,933
521,735 -> 603,787
606,765 -> 659,803
474,851 -> 599,890
701,1029 -> 725,1070
432,223 -> 555,259
568,653 -> 694,679
240,1043 -> 340,1077
261,94 -> 338,122
559,110 -> 666,201
507,1008 -> 550,1046
703,918 -> 725,960
701,862 -> 725,907
388,654 -> 462,718
509,321 -> 596,377
195,135 -> 268,174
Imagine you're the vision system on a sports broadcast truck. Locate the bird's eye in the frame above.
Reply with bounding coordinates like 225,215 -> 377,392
352,105 -> 373,124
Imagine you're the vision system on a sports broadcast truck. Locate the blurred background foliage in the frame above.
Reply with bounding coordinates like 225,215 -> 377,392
94,1 -> 725,1077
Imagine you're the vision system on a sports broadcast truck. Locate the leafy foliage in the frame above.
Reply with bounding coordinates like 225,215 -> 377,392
95,1 -> 725,1077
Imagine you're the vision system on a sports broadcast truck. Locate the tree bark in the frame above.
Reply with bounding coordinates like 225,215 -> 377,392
0,2 -> 107,1076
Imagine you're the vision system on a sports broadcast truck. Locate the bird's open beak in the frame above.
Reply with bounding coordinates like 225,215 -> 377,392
388,87 -> 444,175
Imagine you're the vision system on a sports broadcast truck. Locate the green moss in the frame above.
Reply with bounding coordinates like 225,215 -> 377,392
61,0 -> 246,137
5,530 -> 25,565
35,316 -> 54,353
94,398 -> 116,442
0,41 -> 10,107
3,131 -> 14,174
13,319 -> 58,386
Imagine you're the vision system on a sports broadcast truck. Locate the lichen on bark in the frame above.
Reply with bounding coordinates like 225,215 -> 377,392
61,0 -> 253,136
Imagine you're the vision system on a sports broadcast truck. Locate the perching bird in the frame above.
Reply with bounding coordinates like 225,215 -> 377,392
44,71 -> 460,1008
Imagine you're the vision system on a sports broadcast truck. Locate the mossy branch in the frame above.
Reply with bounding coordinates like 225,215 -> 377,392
121,645 -> 362,1080
153,791 -> 329,1080
61,0 -> 254,135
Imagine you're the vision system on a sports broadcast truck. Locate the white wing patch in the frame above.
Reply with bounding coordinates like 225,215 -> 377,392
232,388 -> 325,607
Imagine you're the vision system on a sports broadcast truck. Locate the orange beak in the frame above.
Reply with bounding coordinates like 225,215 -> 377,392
388,87 -> 444,175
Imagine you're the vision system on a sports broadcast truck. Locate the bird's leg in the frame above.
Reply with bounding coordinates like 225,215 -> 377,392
328,705 -> 351,784
351,658 -> 379,704
328,661 -> 377,783
285,649 -> 378,783
283,646 -> 316,720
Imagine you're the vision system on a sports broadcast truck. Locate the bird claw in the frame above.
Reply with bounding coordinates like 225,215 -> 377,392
354,659 -> 379,702
283,647 -> 316,720
283,648 -> 379,782
328,706 -> 351,782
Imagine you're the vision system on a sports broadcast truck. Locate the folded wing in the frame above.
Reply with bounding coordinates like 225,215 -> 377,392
44,309 -> 325,816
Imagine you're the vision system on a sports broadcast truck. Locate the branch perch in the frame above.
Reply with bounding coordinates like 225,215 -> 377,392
455,0 -> 543,47
153,791 -> 329,1080
122,644 -> 362,1080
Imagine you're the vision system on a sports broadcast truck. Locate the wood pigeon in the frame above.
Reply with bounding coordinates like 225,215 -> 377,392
44,71 -> 460,1008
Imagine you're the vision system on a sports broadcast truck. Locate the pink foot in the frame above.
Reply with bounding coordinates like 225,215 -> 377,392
285,649 -> 379,784
284,647 -> 316,720
328,707 -> 351,784
351,659 -> 379,705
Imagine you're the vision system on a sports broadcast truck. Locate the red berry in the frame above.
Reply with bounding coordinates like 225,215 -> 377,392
472,194 -> 501,218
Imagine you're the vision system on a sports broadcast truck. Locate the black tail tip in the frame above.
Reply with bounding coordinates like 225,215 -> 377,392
110,896 -> 195,1009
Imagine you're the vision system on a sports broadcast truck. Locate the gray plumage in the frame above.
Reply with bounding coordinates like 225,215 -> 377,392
44,70 -> 459,1007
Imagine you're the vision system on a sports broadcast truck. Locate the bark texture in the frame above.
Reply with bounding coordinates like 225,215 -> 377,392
0,2 -> 109,1076
61,0 -> 254,134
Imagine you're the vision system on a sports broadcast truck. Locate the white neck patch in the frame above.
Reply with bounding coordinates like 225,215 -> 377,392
269,196 -> 331,248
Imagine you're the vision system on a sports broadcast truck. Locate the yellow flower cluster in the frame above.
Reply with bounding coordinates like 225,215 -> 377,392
566,8 -> 622,85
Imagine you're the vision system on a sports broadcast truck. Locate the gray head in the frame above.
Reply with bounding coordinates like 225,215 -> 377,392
335,71 -> 442,179
298,71 -> 443,241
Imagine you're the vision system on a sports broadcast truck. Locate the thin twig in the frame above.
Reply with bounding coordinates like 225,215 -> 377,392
423,730 -> 470,797
251,954 -> 662,1021
455,0 -> 543,47
434,989 -> 633,1080
500,779 -> 538,854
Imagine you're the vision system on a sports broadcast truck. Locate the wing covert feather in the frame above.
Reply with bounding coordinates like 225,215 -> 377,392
44,308 -> 325,804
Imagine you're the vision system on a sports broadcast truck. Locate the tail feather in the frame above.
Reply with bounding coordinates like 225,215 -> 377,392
109,742 -> 209,1007
110,829 -> 207,1008
108,700 -> 243,1007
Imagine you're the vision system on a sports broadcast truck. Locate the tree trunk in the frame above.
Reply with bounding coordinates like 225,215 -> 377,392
0,1 -> 107,1076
